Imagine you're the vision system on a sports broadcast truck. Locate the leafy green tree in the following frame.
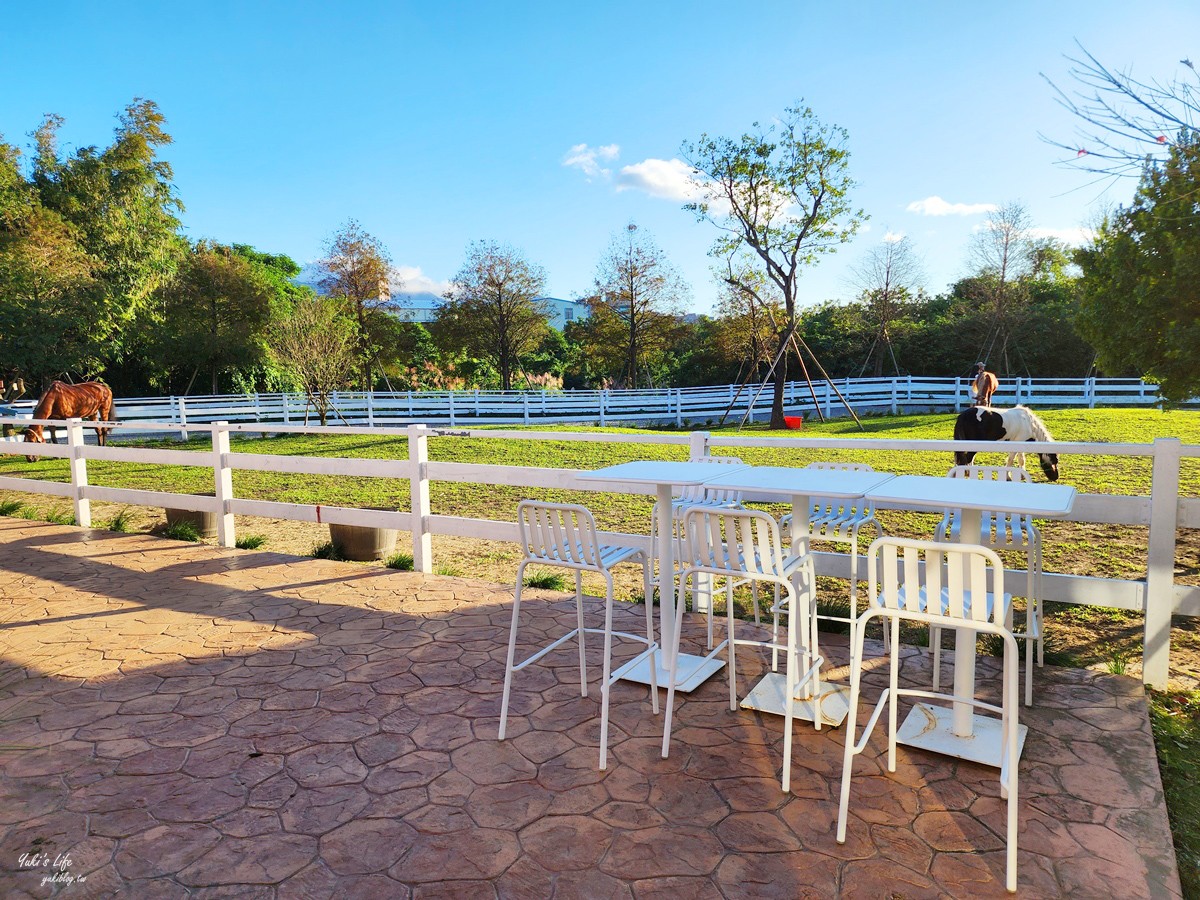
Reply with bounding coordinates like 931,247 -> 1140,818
31,99 -> 185,355
0,204 -> 100,380
315,220 -> 395,389
1075,130 -> 1200,399
433,241 -> 550,391
587,223 -> 687,388
682,102 -> 867,426
142,242 -> 276,394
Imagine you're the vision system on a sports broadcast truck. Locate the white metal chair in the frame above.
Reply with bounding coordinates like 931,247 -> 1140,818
498,500 -> 659,770
932,464 -> 1043,705
837,537 -> 1021,892
650,455 -> 761,642
661,506 -> 823,793
779,461 -> 883,664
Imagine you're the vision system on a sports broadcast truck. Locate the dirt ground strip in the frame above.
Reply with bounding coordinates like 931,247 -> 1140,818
0,520 -> 1181,898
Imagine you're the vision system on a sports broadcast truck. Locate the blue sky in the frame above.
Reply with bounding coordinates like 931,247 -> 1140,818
2,1 -> 1197,313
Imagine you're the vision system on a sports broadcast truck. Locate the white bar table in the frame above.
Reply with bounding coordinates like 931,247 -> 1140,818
700,466 -> 897,727
865,474 -> 1076,766
578,460 -> 752,692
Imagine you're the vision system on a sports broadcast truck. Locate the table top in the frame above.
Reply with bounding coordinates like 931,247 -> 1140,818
578,460 -> 752,486
702,466 -> 896,499
865,474 -> 1076,516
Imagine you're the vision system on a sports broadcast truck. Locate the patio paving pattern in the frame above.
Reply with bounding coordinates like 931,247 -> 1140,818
0,519 -> 1182,898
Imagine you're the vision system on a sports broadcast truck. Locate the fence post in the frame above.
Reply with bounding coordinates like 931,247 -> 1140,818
66,418 -> 91,528
523,394 -> 530,425
212,422 -> 236,548
599,390 -> 606,427
282,393 -> 291,425
367,392 -> 375,428
408,424 -> 432,573
1087,377 -> 1097,409
178,396 -> 189,442
890,379 -> 898,415
1143,437 -> 1181,688
448,393 -> 456,427
675,389 -> 683,428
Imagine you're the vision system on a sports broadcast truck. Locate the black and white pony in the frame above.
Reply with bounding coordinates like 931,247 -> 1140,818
953,405 -> 1059,481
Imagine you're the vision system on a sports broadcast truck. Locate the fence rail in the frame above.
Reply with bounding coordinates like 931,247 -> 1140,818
0,376 -> 1173,439
0,414 -> 1196,689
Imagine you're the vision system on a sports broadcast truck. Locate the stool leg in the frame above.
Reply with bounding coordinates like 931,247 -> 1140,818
782,583 -> 797,792
661,573 -> 689,759
836,612 -> 871,843
888,617 -> 900,773
499,562 -> 529,741
727,600 -> 737,711
599,573 -> 615,770
575,570 -> 587,697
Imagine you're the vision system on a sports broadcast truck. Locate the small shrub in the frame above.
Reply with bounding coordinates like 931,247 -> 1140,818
385,551 -> 414,570
103,508 -> 133,532
312,541 -> 346,561
162,520 -> 201,542
236,534 -> 267,550
0,500 -> 23,517
523,571 -> 567,590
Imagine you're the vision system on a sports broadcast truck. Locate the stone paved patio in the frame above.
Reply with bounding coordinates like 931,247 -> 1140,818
0,519 -> 1182,898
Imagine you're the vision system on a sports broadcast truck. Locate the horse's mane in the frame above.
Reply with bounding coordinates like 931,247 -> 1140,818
31,384 -> 59,420
1013,405 -> 1053,441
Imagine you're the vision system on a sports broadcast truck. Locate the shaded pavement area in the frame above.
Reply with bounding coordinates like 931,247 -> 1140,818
0,519 -> 1182,897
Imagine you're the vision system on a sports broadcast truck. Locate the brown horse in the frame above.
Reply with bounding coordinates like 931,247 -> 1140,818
23,381 -> 115,461
971,369 -> 998,407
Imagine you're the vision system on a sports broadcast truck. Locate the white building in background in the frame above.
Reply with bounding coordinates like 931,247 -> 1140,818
536,297 -> 590,330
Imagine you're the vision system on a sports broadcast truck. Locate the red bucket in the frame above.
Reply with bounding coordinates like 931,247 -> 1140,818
784,415 -> 804,430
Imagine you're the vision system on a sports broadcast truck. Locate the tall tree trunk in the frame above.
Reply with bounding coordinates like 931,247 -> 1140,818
770,330 -> 788,428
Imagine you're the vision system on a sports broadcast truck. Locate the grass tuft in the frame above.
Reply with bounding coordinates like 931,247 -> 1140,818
312,541 -> 346,561
385,551 -> 414,570
435,562 -> 463,577
0,500 -> 23,517
103,508 -> 133,532
43,509 -> 76,526
235,534 -> 267,550
523,571 -> 568,591
1104,644 -> 1134,676
162,520 -> 201,542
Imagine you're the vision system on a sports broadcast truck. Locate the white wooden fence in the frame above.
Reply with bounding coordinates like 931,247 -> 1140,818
0,416 -> 1196,689
0,376 -> 1170,437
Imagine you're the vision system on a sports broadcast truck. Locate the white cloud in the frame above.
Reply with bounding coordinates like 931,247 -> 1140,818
906,196 -> 998,216
390,265 -> 452,297
615,157 -> 700,201
882,230 -> 905,243
563,143 -> 620,179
